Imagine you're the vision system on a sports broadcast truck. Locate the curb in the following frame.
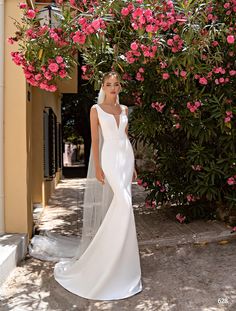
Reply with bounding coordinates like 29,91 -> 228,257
138,230 -> 236,248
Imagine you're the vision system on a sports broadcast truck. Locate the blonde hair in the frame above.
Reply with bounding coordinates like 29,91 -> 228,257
101,71 -> 121,85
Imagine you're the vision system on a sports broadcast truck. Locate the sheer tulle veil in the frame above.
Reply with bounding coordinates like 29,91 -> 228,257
29,88 -> 118,262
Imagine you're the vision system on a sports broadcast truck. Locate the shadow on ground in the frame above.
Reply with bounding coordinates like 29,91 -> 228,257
1,240 -> 236,311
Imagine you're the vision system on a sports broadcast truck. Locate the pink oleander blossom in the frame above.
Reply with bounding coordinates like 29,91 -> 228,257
26,9 -> 36,19
19,3 -> 27,9
137,179 -> 143,186
162,72 -> 170,80
56,56 -> 64,64
7,37 -> 14,45
121,7 -> 130,16
175,123 -> 181,129
227,177 -> 235,185
176,213 -> 186,223
73,31 -> 86,44
48,63 -> 59,73
192,165 -> 202,171
186,194 -> 196,202
199,77 -> 208,85
130,42 -> 139,51
227,35 -> 235,44
151,102 -> 166,113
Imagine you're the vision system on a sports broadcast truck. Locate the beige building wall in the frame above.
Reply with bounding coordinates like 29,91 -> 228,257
4,0 -> 32,235
4,0 -> 77,237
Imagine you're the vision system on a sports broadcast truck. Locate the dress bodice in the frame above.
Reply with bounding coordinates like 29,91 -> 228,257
93,104 -> 128,141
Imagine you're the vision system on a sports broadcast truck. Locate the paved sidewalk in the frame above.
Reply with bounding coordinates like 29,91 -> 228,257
0,178 -> 236,311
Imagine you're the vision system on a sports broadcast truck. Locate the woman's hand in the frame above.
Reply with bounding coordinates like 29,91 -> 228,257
96,166 -> 105,185
132,167 -> 138,182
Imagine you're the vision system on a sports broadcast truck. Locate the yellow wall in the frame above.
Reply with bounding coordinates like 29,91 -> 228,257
4,0 -> 63,236
4,0 -> 32,235
30,87 -> 62,207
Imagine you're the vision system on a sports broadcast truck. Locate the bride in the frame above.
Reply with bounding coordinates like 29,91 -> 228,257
29,71 -> 143,300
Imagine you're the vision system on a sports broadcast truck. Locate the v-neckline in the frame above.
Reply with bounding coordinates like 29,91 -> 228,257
97,104 -> 123,130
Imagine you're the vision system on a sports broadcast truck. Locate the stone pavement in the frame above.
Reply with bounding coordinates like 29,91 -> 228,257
0,178 -> 236,311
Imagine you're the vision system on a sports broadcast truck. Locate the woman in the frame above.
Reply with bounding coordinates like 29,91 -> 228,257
30,71 -> 143,300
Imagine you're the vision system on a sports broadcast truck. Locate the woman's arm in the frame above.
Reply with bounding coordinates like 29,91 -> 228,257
124,106 -> 129,137
124,106 -> 138,181
90,106 -> 105,184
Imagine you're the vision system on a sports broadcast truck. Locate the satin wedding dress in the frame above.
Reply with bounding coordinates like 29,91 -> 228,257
53,103 -> 143,300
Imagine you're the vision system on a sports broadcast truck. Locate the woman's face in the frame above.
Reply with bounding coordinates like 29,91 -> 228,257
102,75 -> 121,98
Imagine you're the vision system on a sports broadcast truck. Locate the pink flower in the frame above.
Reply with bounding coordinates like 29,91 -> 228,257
180,70 -> 187,78
78,17 -> 87,25
44,71 -> 52,81
146,25 -> 153,32
187,102 -> 197,113
121,8 -> 130,16
226,110 -> 233,117
176,213 -> 186,223
212,40 -> 219,47
151,102 -> 166,113
187,102 -> 201,113
69,0 -> 76,6
59,70 -> 67,78
194,101 -> 201,108
131,22 -> 139,30
91,19 -> 101,30
167,39 -> 174,46
73,31 -> 86,44
227,177 -> 235,185
48,63 -> 59,73
11,52 -> 24,66
162,73 -> 170,80
130,42 -> 139,51
175,123 -> 181,129
7,37 -> 14,45
192,165 -> 202,171
49,84 -> 57,92
151,201 -> 156,208
26,9 -> 36,19
35,74 -> 42,81
199,77 -> 208,85
19,3 -> 27,9
136,72 -> 144,81
227,35 -> 234,44
186,194 -> 196,202
137,179 -> 143,186
229,70 -> 236,76
231,226 -> 236,233
56,56 -> 64,64
132,8 -> 144,19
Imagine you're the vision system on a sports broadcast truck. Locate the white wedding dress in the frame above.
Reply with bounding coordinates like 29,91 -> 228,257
53,103 -> 143,300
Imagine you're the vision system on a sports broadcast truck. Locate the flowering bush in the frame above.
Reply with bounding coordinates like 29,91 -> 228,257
10,1 -> 236,217
9,1 -> 107,91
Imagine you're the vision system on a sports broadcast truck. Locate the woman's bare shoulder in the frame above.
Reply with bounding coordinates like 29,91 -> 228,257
91,104 -> 98,109
122,105 -> 128,115
90,104 -> 98,113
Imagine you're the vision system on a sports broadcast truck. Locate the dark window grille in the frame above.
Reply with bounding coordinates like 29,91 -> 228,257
58,123 -> 62,169
43,108 -> 61,179
43,111 -> 49,178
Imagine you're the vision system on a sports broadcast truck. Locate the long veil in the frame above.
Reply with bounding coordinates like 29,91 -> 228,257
28,89 -> 115,262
